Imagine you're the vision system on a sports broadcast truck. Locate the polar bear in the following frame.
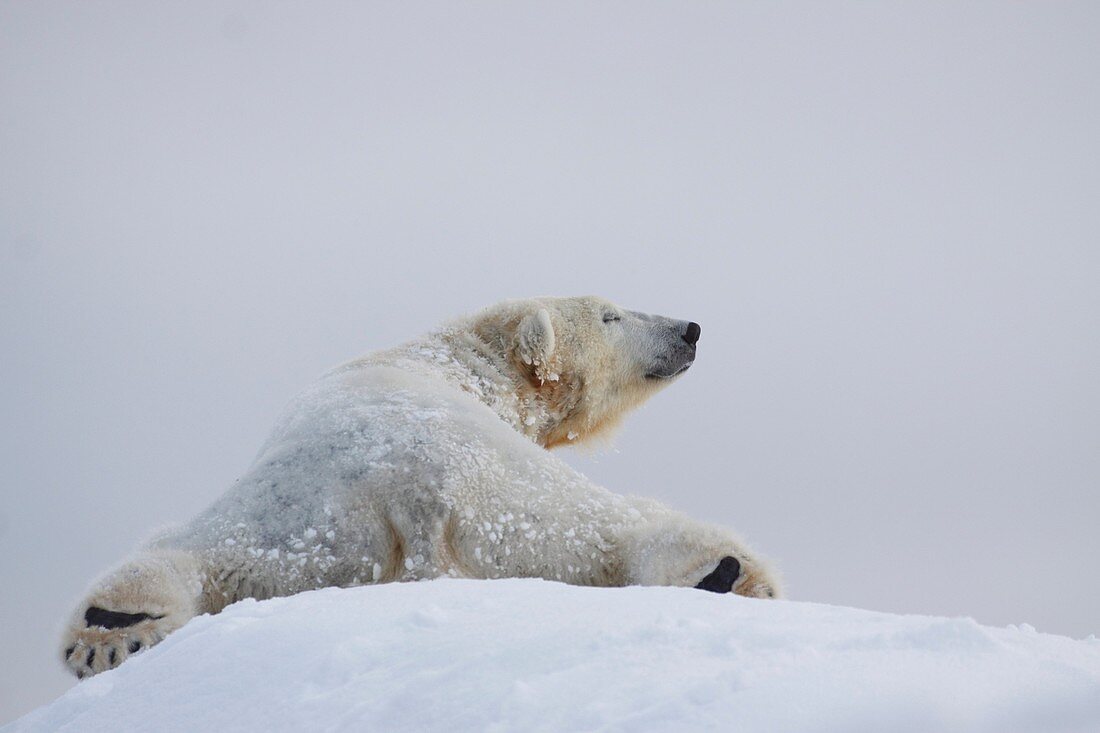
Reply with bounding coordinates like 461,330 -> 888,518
61,296 -> 780,678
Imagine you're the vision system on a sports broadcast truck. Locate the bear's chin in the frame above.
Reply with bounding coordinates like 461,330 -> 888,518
644,362 -> 693,381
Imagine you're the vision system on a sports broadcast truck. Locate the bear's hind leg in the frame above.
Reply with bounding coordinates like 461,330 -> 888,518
61,550 -> 204,678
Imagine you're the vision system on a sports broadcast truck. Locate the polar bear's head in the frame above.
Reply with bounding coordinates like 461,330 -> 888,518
472,296 -> 700,448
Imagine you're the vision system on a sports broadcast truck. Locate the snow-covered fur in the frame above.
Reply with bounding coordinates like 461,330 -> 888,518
61,296 -> 780,678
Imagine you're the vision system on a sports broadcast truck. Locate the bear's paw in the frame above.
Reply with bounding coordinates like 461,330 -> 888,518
695,556 -> 778,599
62,606 -> 172,678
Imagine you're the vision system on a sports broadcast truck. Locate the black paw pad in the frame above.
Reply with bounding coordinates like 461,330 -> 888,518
694,556 -> 741,593
128,639 -> 142,654
84,606 -> 161,629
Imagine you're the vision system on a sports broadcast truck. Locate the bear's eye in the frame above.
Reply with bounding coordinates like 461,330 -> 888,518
602,313 -> 621,324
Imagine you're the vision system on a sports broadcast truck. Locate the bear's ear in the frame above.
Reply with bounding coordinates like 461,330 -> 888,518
515,308 -> 556,380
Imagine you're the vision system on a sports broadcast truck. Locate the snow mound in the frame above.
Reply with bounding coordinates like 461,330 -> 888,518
8,579 -> 1100,733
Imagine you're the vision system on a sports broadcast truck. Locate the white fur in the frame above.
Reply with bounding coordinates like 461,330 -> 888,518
61,296 -> 780,678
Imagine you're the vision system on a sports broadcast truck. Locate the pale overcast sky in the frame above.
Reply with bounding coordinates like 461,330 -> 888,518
2,1 -> 1098,724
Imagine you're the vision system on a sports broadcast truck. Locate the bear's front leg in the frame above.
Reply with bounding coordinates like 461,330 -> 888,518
613,504 -> 781,599
61,550 -> 205,678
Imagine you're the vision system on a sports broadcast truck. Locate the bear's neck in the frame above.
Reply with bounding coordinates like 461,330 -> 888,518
365,328 -> 557,446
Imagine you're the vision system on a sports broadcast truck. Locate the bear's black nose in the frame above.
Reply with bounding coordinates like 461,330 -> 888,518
682,322 -> 701,346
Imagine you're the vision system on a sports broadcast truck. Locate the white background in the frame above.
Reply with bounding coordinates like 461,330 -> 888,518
1,2 -> 1097,723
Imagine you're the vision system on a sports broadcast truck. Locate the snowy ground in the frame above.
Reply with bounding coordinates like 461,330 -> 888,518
7,579 -> 1100,733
